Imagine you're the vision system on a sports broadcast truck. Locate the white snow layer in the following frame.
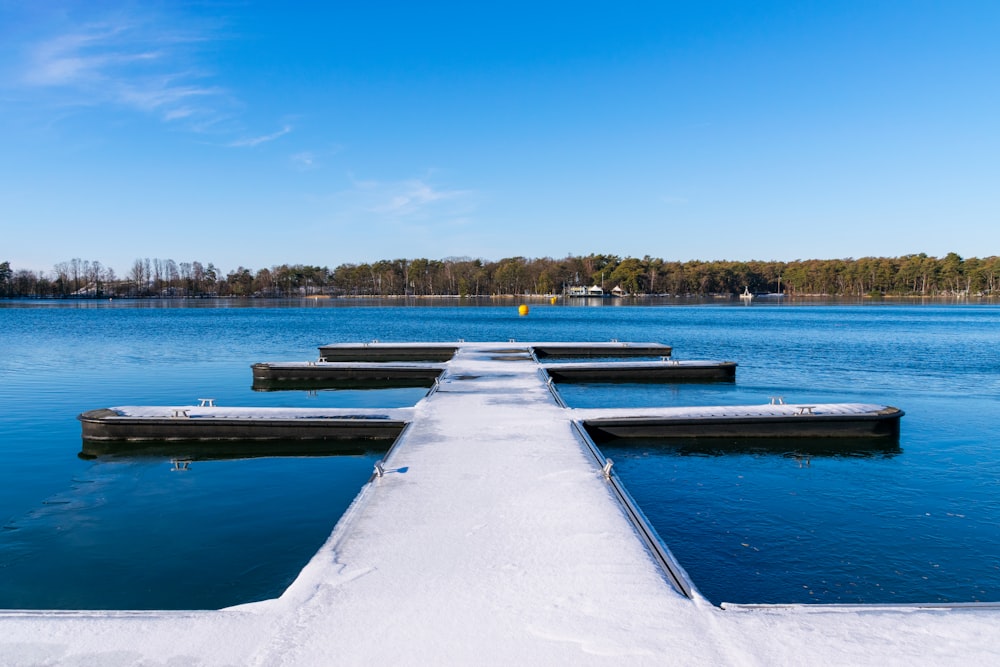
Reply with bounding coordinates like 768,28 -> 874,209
2,344 -> 997,666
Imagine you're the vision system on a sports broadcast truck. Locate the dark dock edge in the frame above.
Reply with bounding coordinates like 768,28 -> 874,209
318,345 -> 458,362
78,409 -> 409,443
582,408 -> 904,441
315,342 -> 673,362
531,343 -> 672,358
542,361 -> 736,383
251,362 -> 442,390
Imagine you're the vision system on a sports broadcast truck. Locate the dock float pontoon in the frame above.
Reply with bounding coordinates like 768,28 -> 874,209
252,358 -> 730,389
528,342 -> 673,358
542,360 -> 736,383
318,342 -> 459,362
78,406 -> 411,443
579,403 -> 902,440
316,340 -> 673,362
251,361 -> 444,389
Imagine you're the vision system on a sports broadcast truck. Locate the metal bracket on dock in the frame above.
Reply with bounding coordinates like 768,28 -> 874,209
539,368 -> 568,408
373,461 -> 385,477
602,459 -> 614,479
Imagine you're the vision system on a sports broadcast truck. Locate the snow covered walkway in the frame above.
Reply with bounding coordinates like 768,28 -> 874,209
1,343 -> 998,665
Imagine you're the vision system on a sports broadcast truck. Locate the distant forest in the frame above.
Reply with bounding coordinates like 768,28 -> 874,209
1,252 -> 997,299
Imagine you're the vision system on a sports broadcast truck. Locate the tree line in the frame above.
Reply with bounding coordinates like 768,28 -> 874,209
0,258 -> 330,299
1,252 -> 998,299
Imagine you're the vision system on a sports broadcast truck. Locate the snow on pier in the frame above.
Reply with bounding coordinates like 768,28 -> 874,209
2,343 -> 997,665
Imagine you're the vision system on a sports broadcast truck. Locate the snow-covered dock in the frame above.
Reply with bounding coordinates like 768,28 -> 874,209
4,342 -> 996,665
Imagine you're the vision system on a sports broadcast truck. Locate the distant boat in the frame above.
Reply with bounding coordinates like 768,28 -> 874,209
740,287 -> 754,301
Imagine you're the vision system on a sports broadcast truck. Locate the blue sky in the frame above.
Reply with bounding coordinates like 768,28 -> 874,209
2,1 -> 998,276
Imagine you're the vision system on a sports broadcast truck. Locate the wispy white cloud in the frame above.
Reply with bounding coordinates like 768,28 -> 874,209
163,107 -> 196,121
284,140 -> 344,170
290,151 -> 318,170
14,14 -> 232,128
229,124 -> 293,148
350,176 -> 474,219
318,174 -> 485,259
24,24 -> 168,86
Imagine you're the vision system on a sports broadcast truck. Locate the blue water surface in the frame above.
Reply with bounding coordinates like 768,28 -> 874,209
1,298 -> 999,607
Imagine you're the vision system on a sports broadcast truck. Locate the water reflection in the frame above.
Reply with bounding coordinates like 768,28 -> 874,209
79,437 -> 394,461
252,378 -> 436,391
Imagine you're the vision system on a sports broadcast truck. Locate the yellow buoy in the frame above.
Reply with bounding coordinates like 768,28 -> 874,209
518,304 -> 529,316
550,296 -> 557,305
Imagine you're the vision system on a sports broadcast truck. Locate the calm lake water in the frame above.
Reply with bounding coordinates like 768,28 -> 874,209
1,298 -> 999,608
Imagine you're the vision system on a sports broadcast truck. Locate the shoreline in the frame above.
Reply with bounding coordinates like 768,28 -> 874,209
0,293 -> 993,305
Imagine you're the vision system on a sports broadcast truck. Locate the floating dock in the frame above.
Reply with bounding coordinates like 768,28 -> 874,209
251,357 -> 731,390
8,342 -> 997,665
80,343 -> 897,446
